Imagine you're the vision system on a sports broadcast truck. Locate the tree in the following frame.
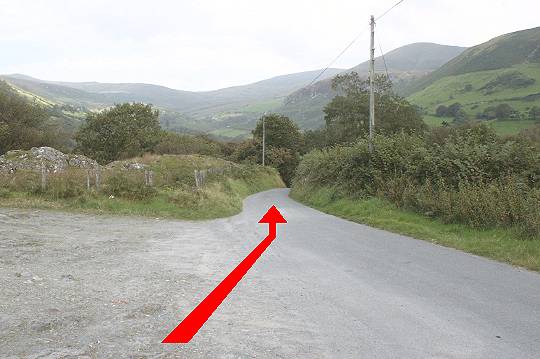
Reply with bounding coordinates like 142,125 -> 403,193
446,103 -> 463,117
436,105 -> 449,117
323,72 -> 426,144
75,103 -> 161,163
234,114 -> 304,185
529,106 -> 540,122
0,81 -> 66,154
155,132 -> 221,156
303,128 -> 328,152
252,113 -> 304,152
495,103 -> 516,120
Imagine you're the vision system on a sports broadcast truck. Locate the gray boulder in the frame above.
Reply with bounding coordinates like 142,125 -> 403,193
0,147 -> 98,173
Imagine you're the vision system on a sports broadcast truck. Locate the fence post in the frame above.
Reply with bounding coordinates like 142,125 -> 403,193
86,170 -> 91,190
194,170 -> 199,188
95,166 -> 100,191
40,162 -> 47,190
148,170 -> 153,187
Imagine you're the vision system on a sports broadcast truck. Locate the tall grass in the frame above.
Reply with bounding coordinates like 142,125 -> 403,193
0,155 -> 284,220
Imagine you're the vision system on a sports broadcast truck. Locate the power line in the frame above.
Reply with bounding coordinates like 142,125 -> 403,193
305,0 -> 408,87
307,26 -> 370,87
375,0 -> 406,21
378,41 -> 390,80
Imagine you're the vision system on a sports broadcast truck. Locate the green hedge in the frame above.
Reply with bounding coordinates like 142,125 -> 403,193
292,126 -> 540,237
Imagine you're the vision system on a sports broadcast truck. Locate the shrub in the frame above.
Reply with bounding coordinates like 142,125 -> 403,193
292,124 -> 540,237
155,133 -> 222,157
45,170 -> 86,199
104,171 -> 157,200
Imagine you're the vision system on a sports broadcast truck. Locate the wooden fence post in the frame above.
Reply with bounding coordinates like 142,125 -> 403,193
86,170 -> 91,190
95,166 -> 100,190
40,162 -> 47,190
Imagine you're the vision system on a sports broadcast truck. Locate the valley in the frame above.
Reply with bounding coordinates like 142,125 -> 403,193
2,27 -> 539,137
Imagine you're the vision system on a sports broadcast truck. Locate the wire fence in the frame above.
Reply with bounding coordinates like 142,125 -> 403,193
0,164 -> 235,194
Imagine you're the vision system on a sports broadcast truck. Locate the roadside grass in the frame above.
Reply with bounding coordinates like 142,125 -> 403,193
291,186 -> 540,271
0,155 -> 285,220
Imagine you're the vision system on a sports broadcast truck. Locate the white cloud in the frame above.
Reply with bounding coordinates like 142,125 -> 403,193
0,0 -> 538,90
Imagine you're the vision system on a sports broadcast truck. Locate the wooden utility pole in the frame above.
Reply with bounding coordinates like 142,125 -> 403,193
368,15 -> 376,153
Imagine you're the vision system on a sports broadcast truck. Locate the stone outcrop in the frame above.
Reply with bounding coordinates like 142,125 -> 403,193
0,147 -> 98,173
105,160 -> 146,171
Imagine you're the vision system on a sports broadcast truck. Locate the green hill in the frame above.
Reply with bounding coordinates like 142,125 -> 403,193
276,43 -> 466,129
0,69 -> 343,137
406,26 -> 540,95
407,27 -> 540,134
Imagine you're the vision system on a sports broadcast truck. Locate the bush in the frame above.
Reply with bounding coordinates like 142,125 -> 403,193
0,170 -> 41,193
45,170 -> 86,199
104,171 -> 157,200
155,133 -> 222,157
292,124 -> 540,237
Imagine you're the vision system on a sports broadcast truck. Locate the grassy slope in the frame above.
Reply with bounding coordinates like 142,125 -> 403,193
411,63 -> 540,134
291,186 -> 540,271
0,155 -> 284,220
410,64 -> 540,113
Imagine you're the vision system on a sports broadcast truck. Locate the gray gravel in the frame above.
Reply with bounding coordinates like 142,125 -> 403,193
1,188 -> 539,358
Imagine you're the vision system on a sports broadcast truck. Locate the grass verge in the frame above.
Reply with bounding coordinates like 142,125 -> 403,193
291,186 -> 540,271
0,156 -> 284,220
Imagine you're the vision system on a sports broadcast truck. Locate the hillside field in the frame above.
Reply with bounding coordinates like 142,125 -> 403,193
411,63 -> 540,133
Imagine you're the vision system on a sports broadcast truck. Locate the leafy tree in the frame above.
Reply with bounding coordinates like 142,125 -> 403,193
478,106 -> 497,120
0,81 -> 65,154
495,103 -> 517,120
323,72 -> 426,144
436,105 -> 449,117
155,132 -> 222,156
233,114 -> 304,185
265,147 -> 300,186
75,103 -> 161,163
529,106 -> 540,122
446,103 -> 463,117
252,113 -> 304,152
231,139 -> 260,164
303,128 -> 328,152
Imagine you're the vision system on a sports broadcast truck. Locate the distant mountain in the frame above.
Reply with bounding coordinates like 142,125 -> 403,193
0,68 -> 343,137
408,26 -> 540,131
405,26 -> 540,96
276,43 -> 467,129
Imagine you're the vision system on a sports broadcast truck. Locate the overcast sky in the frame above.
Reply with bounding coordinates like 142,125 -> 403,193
0,0 -> 538,91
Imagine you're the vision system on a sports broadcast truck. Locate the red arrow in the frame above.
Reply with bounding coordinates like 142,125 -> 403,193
162,205 -> 287,344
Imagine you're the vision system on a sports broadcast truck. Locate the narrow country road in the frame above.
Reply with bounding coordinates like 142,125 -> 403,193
1,189 -> 539,358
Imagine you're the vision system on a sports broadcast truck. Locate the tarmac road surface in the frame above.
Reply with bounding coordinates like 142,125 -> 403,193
1,188 -> 539,358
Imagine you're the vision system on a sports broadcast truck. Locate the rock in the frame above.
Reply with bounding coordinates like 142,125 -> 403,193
105,160 -> 146,171
0,147 -> 98,173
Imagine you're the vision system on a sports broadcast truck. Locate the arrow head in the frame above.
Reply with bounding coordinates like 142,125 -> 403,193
258,205 -> 287,224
